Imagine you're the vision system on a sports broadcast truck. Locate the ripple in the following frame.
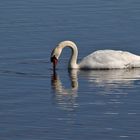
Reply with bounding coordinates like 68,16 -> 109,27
119,135 -> 129,138
0,69 -> 48,79
18,58 -> 48,64
104,112 -> 119,115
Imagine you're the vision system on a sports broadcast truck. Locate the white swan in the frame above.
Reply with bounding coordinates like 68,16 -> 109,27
51,40 -> 140,70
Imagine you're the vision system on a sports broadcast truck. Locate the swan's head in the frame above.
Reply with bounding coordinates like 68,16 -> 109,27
50,47 -> 62,70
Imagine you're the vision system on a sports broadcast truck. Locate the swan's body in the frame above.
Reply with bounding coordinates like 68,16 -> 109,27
79,50 -> 140,69
51,41 -> 140,70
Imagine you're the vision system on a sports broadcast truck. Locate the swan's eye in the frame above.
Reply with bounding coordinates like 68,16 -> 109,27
51,55 -> 55,62
51,56 -> 54,62
51,55 -> 58,64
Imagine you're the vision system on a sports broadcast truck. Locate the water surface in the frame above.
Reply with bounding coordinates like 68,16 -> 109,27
0,0 -> 140,139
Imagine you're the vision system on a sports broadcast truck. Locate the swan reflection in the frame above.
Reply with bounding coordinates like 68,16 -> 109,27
51,68 -> 140,110
79,69 -> 140,87
51,70 -> 78,111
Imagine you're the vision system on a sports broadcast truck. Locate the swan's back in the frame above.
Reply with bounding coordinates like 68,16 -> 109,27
79,50 -> 140,69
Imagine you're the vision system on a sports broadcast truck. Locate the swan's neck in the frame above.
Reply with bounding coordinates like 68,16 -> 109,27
58,41 -> 79,69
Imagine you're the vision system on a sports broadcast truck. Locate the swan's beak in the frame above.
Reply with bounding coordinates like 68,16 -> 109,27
51,55 -> 58,70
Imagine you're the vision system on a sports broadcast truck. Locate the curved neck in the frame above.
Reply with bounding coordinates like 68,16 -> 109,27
58,41 -> 79,69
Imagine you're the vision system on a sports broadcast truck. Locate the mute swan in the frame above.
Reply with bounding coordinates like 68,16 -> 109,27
51,41 -> 140,70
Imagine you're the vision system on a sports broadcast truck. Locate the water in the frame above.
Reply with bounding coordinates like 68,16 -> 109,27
0,0 -> 140,139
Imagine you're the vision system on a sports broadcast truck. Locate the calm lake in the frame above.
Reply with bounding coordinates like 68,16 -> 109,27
0,0 -> 140,139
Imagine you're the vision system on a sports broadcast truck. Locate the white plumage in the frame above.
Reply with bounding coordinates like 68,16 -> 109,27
51,41 -> 140,69
79,50 -> 140,69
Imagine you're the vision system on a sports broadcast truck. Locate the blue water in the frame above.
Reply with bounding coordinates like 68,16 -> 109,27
0,0 -> 140,139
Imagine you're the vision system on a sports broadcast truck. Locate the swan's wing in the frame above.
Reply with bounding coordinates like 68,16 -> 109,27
79,50 -> 140,69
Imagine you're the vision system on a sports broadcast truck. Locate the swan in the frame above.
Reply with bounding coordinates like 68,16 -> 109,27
51,40 -> 140,70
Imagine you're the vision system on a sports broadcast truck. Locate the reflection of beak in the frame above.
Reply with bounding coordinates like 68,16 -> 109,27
51,55 -> 58,70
